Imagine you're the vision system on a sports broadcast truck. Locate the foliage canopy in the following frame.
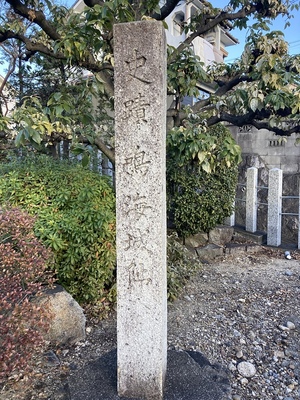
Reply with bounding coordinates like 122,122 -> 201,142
0,0 -> 300,163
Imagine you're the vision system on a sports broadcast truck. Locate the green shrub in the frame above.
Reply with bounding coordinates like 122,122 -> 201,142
0,155 -> 197,308
0,208 -> 54,382
0,155 -> 116,304
167,123 -> 240,238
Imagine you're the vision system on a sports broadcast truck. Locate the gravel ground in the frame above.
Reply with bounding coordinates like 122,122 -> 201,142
1,247 -> 300,400
168,248 -> 300,400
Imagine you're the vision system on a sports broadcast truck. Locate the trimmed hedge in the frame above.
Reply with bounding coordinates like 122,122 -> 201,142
0,156 -> 116,304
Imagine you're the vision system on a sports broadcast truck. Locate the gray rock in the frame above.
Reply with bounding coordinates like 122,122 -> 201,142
196,243 -> 223,260
240,377 -> 249,385
237,361 -> 256,378
209,225 -> 234,246
185,232 -> 209,248
236,350 -> 243,359
224,243 -> 246,255
43,350 -> 61,366
286,321 -> 296,330
39,285 -> 86,345
228,362 -> 237,372
273,350 -> 285,361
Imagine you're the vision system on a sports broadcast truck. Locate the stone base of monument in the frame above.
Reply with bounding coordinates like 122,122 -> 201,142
68,349 -> 231,400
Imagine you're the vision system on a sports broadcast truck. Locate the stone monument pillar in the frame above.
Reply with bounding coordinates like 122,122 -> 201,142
267,168 -> 282,246
114,21 -> 167,399
246,167 -> 258,233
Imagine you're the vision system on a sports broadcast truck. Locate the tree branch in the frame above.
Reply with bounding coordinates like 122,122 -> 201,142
214,75 -> 251,96
190,74 -> 252,114
207,112 -> 300,136
0,29 -> 65,59
4,0 -> 61,41
78,134 -> 115,164
168,4 -> 258,63
94,137 -> 115,165
83,0 -> 104,7
151,0 -> 180,20
0,29 -> 114,92
0,45 -> 17,98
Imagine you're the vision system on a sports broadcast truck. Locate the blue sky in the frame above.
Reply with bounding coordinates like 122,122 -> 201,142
213,0 -> 300,61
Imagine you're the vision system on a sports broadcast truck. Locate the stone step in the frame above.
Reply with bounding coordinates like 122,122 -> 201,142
233,227 -> 267,244
224,242 -> 261,255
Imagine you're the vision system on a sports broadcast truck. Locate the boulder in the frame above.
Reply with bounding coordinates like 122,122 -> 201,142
185,232 -> 209,248
39,285 -> 86,345
209,225 -> 234,246
196,243 -> 223,260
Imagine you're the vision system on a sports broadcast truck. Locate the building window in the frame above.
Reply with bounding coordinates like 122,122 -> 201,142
173,12 -> 185,36
190,5 -> 199,19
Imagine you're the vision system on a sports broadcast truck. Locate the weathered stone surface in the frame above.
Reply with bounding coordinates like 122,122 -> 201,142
196,243 -> 223,260
39,285 -> 86,345
114,21 -> 167,399
267,168 -> 282,246
246,167 -> 258,233
185,232 -> 208,248
225,243 -> 247,255
237,361 -> 256,378
225,242 -> 260,255
234,228 -> 267,244
209,225 -> 234,245
245,243 -> 261,253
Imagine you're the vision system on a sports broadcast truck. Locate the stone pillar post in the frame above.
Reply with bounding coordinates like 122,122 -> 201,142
224,203 -> 235,227
267,168 -> 282,247
114,21 -> 167,400
246,167 -> 258,233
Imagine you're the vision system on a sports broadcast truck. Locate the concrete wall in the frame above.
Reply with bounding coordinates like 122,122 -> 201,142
229,125 -> 300,173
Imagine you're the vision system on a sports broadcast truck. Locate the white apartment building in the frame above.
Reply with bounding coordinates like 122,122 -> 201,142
165,0 -> 237,66
163,0 -> 238,100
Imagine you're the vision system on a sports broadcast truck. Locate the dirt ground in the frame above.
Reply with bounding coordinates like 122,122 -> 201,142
1,246 -> 300,399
